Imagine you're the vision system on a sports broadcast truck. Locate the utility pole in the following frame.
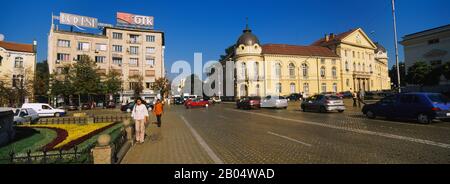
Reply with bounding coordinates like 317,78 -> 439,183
392,0 -> 401,93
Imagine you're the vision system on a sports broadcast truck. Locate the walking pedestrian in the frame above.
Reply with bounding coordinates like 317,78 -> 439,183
131,97 -> 149,144
153,99 -> 164,128
351,89 -> 357,107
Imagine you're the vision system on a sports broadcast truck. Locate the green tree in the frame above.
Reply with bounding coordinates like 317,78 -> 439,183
68,55 -> 102,105
406,61 -> 431,88
102,70 -> 122,101
129,74 -> 144,98
151,77 -> 170,99
389,62 -> 406,87
219,45 -> 235,61
34,60 -> 50,102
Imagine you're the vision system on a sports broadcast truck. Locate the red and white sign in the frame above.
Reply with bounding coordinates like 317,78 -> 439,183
117,12 -> 154,28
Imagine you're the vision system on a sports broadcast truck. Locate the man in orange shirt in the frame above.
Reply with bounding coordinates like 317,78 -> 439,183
153,99 -> 164,127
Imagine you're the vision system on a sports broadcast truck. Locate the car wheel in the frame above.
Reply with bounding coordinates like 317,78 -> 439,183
319,106 -> 327,113
54,113 -> 61,117
338,110 -> 344,113
366,110 -> 376,119
301,105 -> 306,112
417,113 -> 431,124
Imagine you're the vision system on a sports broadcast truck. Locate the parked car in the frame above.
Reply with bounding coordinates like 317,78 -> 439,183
105,101 -> 116,109
185,98 -> 210,109
21,103 -> 66,117
59,103 -> 78,111
287,93 -> 302,101
236,96 -> 261,109
340,91 -> 353,98
13,108 -> 40,124
261,96 -> 288,109
81,103 -> 93,110
121,102 -> 154,112
362,92 -> 450,124
301,94 -> 345,113
173,97 -> 184,105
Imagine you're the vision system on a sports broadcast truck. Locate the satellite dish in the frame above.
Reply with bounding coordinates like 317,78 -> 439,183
0,34 -> 4,41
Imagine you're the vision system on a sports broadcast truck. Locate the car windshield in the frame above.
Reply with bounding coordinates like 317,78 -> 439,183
325,95 -> 341,100
14,109 -> 20,116
277,96 -> 285,99
427,94 -> 449,103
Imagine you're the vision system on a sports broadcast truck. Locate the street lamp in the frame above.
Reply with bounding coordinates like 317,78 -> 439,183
391,0 -> 401,93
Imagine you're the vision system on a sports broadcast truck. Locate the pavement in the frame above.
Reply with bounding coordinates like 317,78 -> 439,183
121,101 -> 450,164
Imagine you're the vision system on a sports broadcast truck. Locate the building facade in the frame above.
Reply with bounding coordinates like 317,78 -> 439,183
0,40 -> 37,105
400,24 -> 450,91
222,26 -> 390,98
48,19 -> 165,103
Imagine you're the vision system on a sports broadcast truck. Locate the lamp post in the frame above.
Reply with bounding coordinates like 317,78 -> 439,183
391,0 -> 401,93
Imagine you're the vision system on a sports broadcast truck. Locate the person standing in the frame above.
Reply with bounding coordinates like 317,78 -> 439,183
131,97 -> 149,144
153,99 -> 164,128
352,89 -> 357,107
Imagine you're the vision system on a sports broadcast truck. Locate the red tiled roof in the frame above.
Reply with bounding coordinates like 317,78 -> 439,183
0,41 -> 34,53
262,44 -> 339,57
311,28 -> 357,46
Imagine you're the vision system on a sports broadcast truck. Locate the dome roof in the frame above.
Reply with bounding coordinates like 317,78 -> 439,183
236,27 -> 260,46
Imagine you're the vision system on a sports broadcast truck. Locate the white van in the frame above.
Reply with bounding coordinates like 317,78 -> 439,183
21,103 -> 66,117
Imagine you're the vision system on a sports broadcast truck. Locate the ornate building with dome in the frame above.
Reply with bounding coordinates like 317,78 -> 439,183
220,25 -> 391,98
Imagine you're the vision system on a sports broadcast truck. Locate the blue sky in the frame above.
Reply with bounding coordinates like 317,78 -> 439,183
1,0 -> 449,79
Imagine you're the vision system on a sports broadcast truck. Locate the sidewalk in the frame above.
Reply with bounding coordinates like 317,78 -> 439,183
120,106 -> 214,164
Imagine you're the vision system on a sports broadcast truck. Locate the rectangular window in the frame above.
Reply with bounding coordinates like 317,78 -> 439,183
353,51 -> 355,58
344,50 -> 348,57
332,59 -> 336,65
113,45 -> 123,52
346,79 -> 350,87
112,57 -> 122,65
77,55 -> 88,61
321,83 -> 327,93
428,39 -> 440,45
57,53 -> 70,61
146,82 -> 152,89
129,58 -> 138,66
129,34 -> 140,44
113,32 -> 122,40
130,46 -> 139,55
146,58 -> 155,66
57,39 -> 70,47
146,47 -> 155,54
95,56 -> 106,63
95,43 -> 107,51
146,35 -> 155,42
77,42 -> 90,51
320,59 -> 325,64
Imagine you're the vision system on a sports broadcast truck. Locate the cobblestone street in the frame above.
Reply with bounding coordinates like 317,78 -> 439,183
122,102 -> 450,164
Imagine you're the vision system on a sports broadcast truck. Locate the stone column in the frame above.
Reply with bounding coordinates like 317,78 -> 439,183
91,134 -> 112,164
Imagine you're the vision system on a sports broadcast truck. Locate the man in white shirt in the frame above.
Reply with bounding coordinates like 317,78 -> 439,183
131,97 -> 149,144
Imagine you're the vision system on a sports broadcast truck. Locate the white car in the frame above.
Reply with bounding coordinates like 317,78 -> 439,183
21,103 -> 66,117
13,108 -> 40,124
260,95 -> 288,109
209,97 -> 222,104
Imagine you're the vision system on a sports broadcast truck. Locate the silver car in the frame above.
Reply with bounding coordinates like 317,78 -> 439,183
261,95 -> 288,109
13,108 -> 40,124
301,94 -> 345,113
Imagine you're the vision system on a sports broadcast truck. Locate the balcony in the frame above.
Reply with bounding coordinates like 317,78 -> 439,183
353,71 -> 371,78
128,40 -> 141,44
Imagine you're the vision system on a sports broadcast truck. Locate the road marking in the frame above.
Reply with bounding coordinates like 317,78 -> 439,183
227,108 -> 450,149
180,115 -> 224,164
268,131 -> 312,147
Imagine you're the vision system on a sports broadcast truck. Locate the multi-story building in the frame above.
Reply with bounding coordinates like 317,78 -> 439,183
400,24 -> 450,91
0,40 -> 37,105
48,17 -> 165,103
221,26 -> 390,98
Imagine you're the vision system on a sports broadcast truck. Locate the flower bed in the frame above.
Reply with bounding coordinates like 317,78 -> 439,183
21,122 -> 118,151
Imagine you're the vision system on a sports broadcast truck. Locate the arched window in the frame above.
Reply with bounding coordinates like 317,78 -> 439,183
345,61 -> 349,71
288,63 -> 295,78
0,56 -> 3,66
275,63 -> 281,79
241,62 -> 246,79
303,83 -> 309,96
14,57 -> 23,68
321,83 -> 327,93
363,63 -> 366,72
332,83 -> 338,93
290,83 -> 296,93
302,63 -> 308,77
353,62 -> 356,71
320,66 -> 326,78
332,67 -> 337,78
346,79 -> 350,87
254,62 -> 259,80
276,83 -> 282,93
358,63 -> 361,71
256,84 -> 260,96
369,64 -> 373,73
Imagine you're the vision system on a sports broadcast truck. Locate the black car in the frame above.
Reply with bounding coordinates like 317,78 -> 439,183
340,91 -> 353,98
287,93 -> 302,101
236,96 -> 261,109
173,97 -> 184,105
